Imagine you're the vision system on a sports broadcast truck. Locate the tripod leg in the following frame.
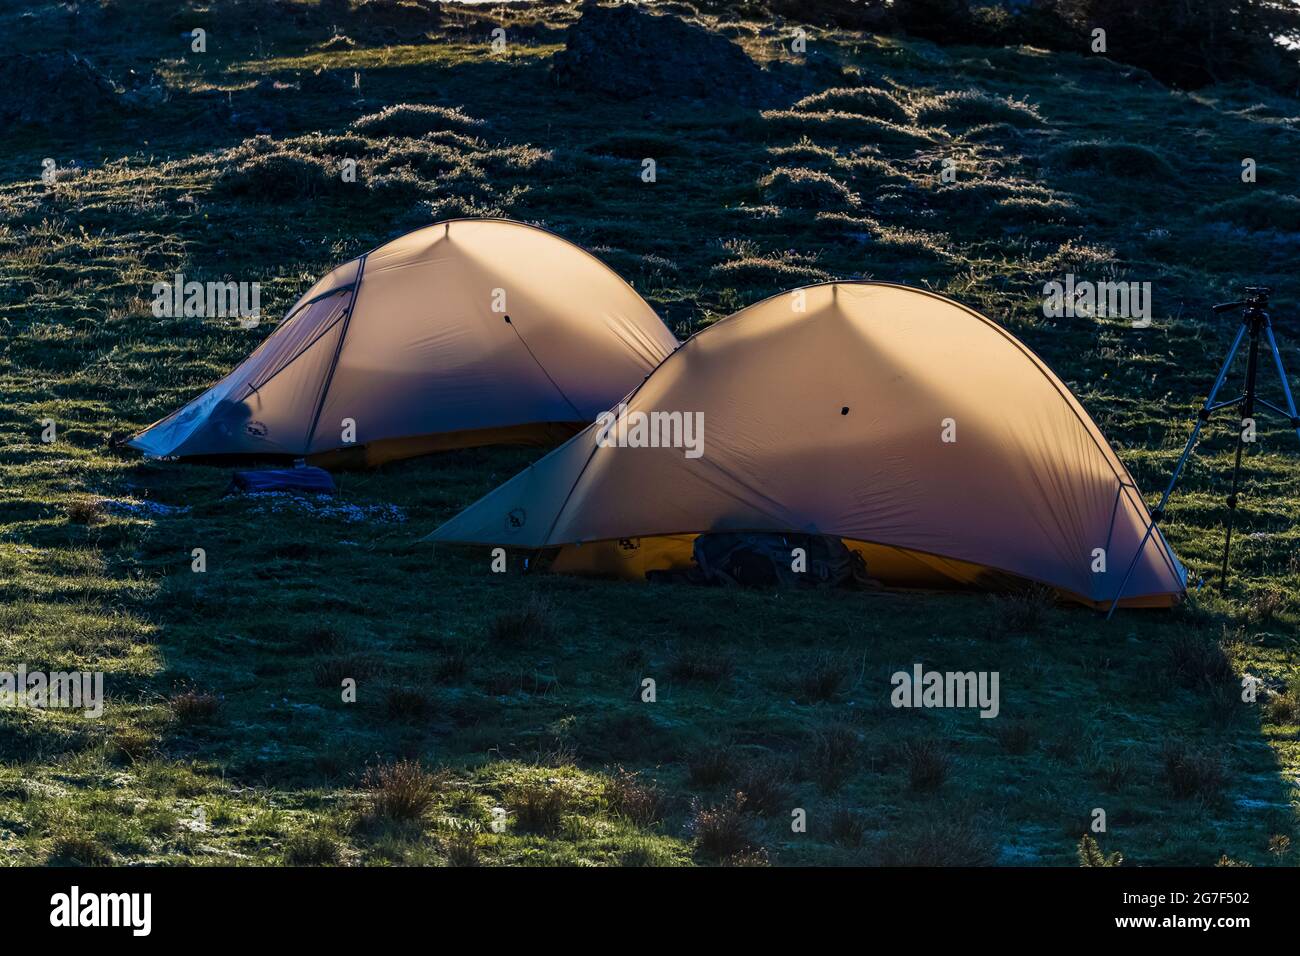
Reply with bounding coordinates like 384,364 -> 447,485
1219,435 -> 1246,585
1264,323 -> 1300,446
1220,319 -> 1265,588
1105,520 -> 1158,620
1105,323 -> 1248,618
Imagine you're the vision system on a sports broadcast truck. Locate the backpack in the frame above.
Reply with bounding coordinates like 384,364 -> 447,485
688,532 -> 875,590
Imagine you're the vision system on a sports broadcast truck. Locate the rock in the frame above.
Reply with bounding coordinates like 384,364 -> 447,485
350,0 -> 442,37
551,0 -> 783,103
0,52 -> 122,128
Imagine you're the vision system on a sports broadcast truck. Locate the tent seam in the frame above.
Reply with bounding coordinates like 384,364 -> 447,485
304,254 -> 369,453
234,296 -> 352,402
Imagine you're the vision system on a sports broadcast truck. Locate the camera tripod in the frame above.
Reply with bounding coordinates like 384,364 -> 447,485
1107,287 -> 1300,618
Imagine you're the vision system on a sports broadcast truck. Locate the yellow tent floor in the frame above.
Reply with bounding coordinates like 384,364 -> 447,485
549,534 -> 1177,609
307,421 -> 585,468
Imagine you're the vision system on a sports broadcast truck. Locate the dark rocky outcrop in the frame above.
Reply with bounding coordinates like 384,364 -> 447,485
0,52 -> 123,128
552,1 -> 782,103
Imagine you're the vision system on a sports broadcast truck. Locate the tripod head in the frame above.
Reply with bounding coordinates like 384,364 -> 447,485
1213,286 -> 1272,315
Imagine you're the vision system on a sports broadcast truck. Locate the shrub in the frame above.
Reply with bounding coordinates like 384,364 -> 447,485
1090,746 -> 1136,791
1044,140 -> 1175,180
899,737 -> 949,792
689,792 -> 758,861
351,104 -> 484,137
170,688 -> 221,725
65,497 -> 103,525
1246,586 -> 1288,623
1161,740 -> 1227,800
487,593 -> 554,645
282,828 -> 342,866
443,824 -> 480,866
1263,686 -> 1299,725
793,86 -> 909,123
734,758 -> 793,815
384,685 -> 430,721
605,768 -> 667,828
688,746 -> 739,787
48,831 -> 114,866
1077,833 -> 1123,867
876,817 -> 996,866
1209,192 -> 1300,233
619,838 -> 671,866
829,806 -> 868,847
807,724 -> 860,791
213,151 -> 343,199
364,760 -> 443,822
790,654 -> 848,703
510,779 -> 576,834
760,166 -> 859,211
987,585 -> 1055,635
760,109 -> 933,147
366,167 -> 434,201
1205,682 -> 1243,727
110,727 -> 154,762
911,90 -> 1042,127
506,780 -> 569,832
1167,632 -> 1235,690
575,710 -> 669,763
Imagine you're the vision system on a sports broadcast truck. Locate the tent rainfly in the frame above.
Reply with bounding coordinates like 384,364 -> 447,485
129,218 -> 679,466
429,282 -> 1187,608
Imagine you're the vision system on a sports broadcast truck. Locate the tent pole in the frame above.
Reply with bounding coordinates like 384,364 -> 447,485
304,255 -> 368,452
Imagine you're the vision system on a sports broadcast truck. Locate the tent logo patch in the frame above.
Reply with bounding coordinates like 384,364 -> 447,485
245,421 -> 268,438
505,508 -> 527,531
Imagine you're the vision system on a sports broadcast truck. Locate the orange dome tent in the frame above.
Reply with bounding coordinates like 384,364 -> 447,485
428,282 -> 1186,608
129,219 -> 678,466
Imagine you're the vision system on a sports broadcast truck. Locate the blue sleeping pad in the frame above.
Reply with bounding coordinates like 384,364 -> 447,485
228,465 -> 336,495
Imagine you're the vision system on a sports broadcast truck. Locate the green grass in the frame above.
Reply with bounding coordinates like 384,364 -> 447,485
0,0 -> 1297,867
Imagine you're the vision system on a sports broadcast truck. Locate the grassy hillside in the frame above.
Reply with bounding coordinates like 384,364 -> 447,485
0,0 -> 1297,866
